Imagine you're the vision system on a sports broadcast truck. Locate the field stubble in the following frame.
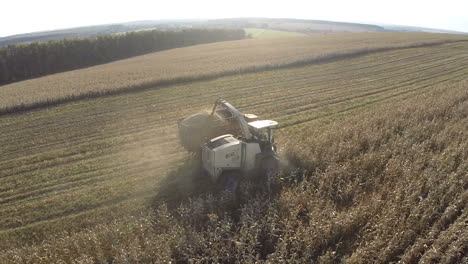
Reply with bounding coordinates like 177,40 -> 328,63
0,40 -> 467,262
1,33 -> 468,113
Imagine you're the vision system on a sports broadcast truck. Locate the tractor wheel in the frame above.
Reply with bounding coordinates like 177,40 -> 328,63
261,156 -> 279,193
220,171 -> 240,196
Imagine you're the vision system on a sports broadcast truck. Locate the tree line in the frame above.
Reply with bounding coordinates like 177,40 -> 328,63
0,28 -> 245,85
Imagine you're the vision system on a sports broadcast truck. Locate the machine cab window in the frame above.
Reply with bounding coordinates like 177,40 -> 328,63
248,120 -> 278,143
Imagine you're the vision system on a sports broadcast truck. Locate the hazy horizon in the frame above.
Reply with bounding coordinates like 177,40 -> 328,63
2,0 -> 468,37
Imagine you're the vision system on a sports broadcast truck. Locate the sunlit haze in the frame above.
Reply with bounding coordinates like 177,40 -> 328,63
2,0 -> 468,37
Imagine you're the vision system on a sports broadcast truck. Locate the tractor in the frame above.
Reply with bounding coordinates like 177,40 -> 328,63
178,99 -> 279,193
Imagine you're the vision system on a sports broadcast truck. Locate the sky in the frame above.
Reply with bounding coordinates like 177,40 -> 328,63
1,0 -> 468,37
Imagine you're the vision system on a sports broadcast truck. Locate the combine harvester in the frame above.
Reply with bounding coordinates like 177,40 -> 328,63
178,100 -> 279,193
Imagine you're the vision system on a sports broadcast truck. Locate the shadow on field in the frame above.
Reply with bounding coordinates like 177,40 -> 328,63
151,155 -> 215,210
150,154 -> 291,214
149,153 -> 310,261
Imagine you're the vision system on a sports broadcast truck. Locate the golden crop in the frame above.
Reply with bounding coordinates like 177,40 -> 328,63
0,36 -> 467,263
1,33 -> 467,113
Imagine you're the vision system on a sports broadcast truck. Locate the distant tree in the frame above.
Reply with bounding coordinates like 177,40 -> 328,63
0,28 -> 245,85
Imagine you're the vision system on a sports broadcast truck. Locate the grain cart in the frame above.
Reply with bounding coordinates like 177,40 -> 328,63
178,99 -> 279,193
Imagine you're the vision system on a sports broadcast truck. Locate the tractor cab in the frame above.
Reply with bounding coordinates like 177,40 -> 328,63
248,120 -> 278,143
248,120 -> 278,152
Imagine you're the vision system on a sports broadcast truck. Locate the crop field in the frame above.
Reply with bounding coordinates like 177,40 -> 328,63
0,36 -> 467,262
1,33 -> 468,113
245,28 -> 307,38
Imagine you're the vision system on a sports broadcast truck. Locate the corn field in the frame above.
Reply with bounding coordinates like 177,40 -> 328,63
0,34 -> 467,263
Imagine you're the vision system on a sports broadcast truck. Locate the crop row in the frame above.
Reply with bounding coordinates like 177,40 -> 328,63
1,77 -> 466,263
1,42 -> 468,249
1,33 -> 468,113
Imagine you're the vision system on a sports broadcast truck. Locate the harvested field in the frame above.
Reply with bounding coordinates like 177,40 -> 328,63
245,28 -> 307,38
1,33 -> 468,113
0,38 -> 467,262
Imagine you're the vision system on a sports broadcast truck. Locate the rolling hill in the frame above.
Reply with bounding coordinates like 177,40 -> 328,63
245,28 -> 308,38
2,17 -> 466,47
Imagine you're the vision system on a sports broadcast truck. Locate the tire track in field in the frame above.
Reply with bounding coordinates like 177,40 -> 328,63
274,63 -> 468,124
1,47 -> 466,186
0,43 -> 458,140
4,55 -> 468,192
136,47 -> 459,113
0,158 -> 181,226
0,154 -> 176,225
0,126 -> 184,203
0,184 -> 159,231
0,136 -> 181,200
4,39 -> 468,116
2,43 -> 468,237
0,139 -> 181,197
0,187 -> 157,241
2,47 -> 466,171
279,70 -> 468,128
236,54 -> 467,113
0,124 -> 178,171
140,42 -> 468,108
134,46 -> 466,117
2,41 -> 466,132
267,69 -> 468,127
0,43 -> 459,151
85,46 -> 460,125
248,55 -> 468,117
0,101 -> 185,158
0,135 -> 182,190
